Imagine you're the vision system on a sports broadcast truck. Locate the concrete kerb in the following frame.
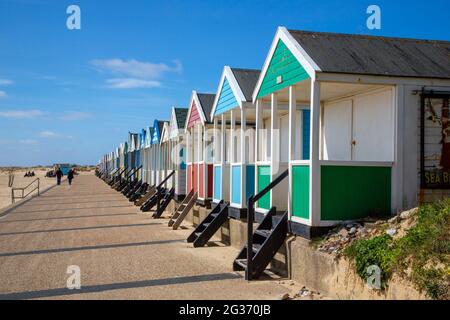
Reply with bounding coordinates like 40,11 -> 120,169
0,178 -> 67,219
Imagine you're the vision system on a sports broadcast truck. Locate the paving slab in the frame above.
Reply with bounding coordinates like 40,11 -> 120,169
0,174 -> 290,300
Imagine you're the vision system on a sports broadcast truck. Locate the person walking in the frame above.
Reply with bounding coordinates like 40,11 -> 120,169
67,168 -> 74,186
55,167 -> 63,185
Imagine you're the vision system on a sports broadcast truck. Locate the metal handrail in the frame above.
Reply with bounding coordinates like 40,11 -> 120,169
156,170 -> 175,214
156,170 -> 175,189
126,165 -> 142,181
11,178 -> 40,204
246,169 -> 289,280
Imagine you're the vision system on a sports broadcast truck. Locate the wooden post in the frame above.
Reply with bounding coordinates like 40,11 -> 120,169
221,114 -> 226,200
241,106 -> 247,208
255,99 -> 262,209
270,93 -> 279,208
309,80 -> 321,226
288,85 -> 296,219
204,124 -> 209,198
230,110 -> 236,201
255,100 -> 262,162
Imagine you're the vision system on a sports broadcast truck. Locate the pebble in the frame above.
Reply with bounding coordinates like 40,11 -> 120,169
386,228 -> 397,237
279,293 -> 290,300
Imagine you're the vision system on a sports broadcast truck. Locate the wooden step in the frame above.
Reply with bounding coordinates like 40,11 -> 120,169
235,259 -> 247,269
255,229 -> 271,237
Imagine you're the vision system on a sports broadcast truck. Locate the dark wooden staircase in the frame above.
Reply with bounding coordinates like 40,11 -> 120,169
140,170 -> 175,213
168,190 -> 198,229
233,169 -> 289,280
233,208 -> 288,279
129,183 -> 148,202
187,200 -> 228,247
152,187 -> 175,218
134,185 -> 156,206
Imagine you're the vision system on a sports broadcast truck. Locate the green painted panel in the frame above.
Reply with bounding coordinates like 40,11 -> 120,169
321,166 -> 392,221
257,166 -> 271,210
257,40 -> 310,98
292,165 -> 310,219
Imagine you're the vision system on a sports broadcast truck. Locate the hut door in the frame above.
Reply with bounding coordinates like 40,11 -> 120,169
352,89 -> 393,161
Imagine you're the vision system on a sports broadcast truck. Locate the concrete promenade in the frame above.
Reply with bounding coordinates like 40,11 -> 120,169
0,174 -> 289,299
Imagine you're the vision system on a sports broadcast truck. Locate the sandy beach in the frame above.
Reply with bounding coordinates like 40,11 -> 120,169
0,169 -> 58,210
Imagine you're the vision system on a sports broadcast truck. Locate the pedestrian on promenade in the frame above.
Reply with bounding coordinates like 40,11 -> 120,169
67,168 -> 74,186
55,166 -> 63,185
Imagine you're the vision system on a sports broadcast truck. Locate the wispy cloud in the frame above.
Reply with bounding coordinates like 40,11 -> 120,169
0,109 -> 44,119
19,139 -> 38,145
0,91 -> 6,98
39,131 -> 57,138
0,79 -> 14,85
91,59 -> 182,79
90,58 -> 182,89
105,78 -> 161,89
60,111 -> 92,121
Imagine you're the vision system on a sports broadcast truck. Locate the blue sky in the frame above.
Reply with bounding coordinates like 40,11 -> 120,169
0,0 -> 449,166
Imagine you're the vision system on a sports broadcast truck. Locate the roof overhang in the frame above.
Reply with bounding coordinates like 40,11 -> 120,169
185,90 -> 207,128
210,66 -> 247,119
252,26 -> 321,103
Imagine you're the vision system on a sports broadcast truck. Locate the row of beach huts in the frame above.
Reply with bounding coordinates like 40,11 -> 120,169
97,27 -> 450,280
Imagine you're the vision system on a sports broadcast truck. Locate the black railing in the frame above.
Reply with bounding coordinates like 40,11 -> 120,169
126,166 -> 142,181
11,178 -> 40,204
246,169 -> 289,280
156,170 -> 175,214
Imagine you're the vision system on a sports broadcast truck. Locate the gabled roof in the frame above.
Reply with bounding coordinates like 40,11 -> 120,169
197,93 -> 215,122
288,29 -> 450,79
211,66 -> 260,117
185,91 -> 216,128
151,120 -> 168,144
174,107 -> 188,129
230,68 -> 261,101
253,27 -> 450,101
160,121 -> 170,143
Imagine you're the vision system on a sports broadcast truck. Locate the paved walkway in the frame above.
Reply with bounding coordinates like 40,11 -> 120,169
0,174 -> 289,299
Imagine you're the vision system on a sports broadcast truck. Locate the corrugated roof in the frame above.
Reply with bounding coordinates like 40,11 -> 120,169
197,93 -> 215,122
288,30 -> 450,79
174,107 -> 188,129
231,68 -> 261,101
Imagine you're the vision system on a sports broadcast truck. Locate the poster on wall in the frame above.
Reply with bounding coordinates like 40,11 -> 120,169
422,96 -> 450,188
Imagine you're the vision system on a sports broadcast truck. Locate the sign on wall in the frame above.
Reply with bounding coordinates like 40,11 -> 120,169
421,94 -> 450,189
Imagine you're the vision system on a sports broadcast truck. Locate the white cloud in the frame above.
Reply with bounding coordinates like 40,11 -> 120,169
0,109 -> 44,119
0,79 -> 13,85
39,131 -> 57,138
0,91 -> 6,98
91,59 -> 182,79
19,139 -> 38,145
60,111 -> 92,121
105,78 -> 161,89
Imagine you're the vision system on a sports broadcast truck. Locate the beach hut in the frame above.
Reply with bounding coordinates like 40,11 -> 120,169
160,121 -> 171,188
250,27 -> 450,238
160,107 -> 189,200
139,128 -> 146,181
141,126 -> 152,184
123,142 -> 129,170
150,119 -> 167,185
231,28 -> 450,280
185,91 -> 215,206
170,107 -> 189,200
115,147 -> 120,171
210,67 -> 260,219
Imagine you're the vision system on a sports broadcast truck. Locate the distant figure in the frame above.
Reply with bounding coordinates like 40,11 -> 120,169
67,169 -> 74,186
55,167 -> 63,185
